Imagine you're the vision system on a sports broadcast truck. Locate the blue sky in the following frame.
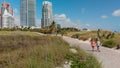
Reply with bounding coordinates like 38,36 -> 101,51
1,0 -> 120,31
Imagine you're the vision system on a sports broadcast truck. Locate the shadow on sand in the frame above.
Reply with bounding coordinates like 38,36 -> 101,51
87,50 -> 100,52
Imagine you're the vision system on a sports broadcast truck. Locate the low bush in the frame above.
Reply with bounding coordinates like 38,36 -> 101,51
71,34 -> 80,39
102,39 -> 116,48
79,36 -> 89,41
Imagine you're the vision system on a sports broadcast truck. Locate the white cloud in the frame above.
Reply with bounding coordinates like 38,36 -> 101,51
86,24 -> 90,27
112,9 -> 120,16
54,14 -> 91,29
54,14 -> 70,22
56,14 -> 66,18
54,14 -> 84,29
101,15 -> 108,19
54,14 -> 77,28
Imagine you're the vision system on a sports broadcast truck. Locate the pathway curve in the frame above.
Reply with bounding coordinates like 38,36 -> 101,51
62,36 -> 120,68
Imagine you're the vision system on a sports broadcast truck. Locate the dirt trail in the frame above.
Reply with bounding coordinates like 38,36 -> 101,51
62,36 -> 120,68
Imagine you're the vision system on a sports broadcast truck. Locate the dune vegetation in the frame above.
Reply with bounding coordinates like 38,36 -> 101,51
0,31 -> 101,68
66,30 -> 120,48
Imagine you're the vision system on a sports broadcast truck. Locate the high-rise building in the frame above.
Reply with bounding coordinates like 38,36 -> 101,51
41,1 -> 53,28
20,0 -> 36,27
2,9 -> 14,28
0,1 -> 14,28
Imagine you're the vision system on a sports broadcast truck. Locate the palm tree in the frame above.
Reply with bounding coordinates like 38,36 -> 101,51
49,21 -> 57,34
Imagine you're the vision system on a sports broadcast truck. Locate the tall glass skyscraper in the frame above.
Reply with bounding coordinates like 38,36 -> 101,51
20,0 -> 36,27
41,1 -> 53,28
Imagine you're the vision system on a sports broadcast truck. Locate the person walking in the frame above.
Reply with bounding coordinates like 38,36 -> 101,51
96,38 -> 101,52
91,39 -> 96,51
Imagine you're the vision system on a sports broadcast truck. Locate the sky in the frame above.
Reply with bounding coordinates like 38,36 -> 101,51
0,0 -> 120,31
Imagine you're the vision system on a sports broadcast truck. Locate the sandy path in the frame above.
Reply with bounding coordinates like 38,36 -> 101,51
62,36 -> 120,68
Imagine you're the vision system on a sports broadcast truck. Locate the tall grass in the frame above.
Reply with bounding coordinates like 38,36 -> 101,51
0,34 -> 70,68
0,31 -> 101,68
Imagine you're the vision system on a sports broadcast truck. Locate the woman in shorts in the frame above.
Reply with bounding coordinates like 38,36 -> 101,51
91,39 -> 96,51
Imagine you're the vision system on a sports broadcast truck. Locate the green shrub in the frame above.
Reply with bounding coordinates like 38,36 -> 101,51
79,36 -> 89,41
71,34 -> 80,39
111,33 -> 115,38
102,39 -> 116,48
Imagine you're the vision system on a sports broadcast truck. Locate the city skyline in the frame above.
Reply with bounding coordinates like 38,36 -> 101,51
0,0 -> 120,31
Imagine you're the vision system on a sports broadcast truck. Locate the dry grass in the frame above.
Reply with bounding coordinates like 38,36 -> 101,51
0,31 -> 101,68
66,30 -> 120,48
66,31 -> 98,40
67,31 -> 97,37
0,31 -> 40,36
0,31 -> 70,68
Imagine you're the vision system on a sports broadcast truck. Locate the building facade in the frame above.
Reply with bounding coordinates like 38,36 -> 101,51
2,9 -> 14,28
20,0 -> 36,27
41,1 -> 53,28
0,1 -> 14,28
